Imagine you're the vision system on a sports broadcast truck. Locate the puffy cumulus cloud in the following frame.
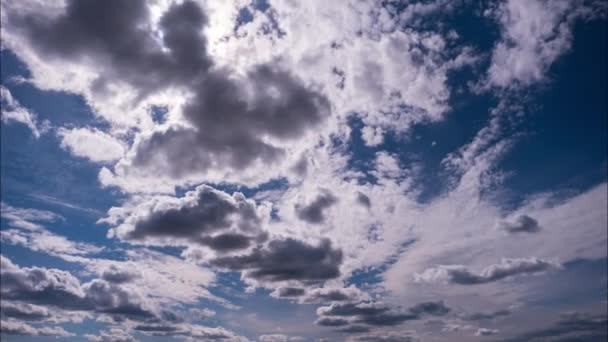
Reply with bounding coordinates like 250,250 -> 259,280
0,85 -> 47,138
496,214 -> 541,234
1,255 -> 87,307
414,258 -> 559,285
211,238 -> 343,284
0,319 -> 75,337
0,255 -> 157,320
302,285 -> 369,304
295,190 -> 338,224
259,334 -> 306,342
484,0 -> 607,89
84,328 -> 136,342
104,185 -> 270,253
3,0 -> 333,192
216,0 -> 476,134
58,127 -> 126,163
101,264 -> 141,284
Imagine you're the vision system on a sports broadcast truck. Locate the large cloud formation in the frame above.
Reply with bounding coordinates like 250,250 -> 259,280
212,238 -> 343,283
106,185 -> 269,252
6,0 -> 331,188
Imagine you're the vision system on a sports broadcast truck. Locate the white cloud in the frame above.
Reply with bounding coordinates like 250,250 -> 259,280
484,0 -> 605,89
0,85 -> 46,137
58,127 -> 126,163
361,125 -> 384,147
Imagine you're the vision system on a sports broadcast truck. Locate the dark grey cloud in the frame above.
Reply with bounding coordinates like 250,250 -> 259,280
10,0 -> 210,95
462,309 -> 511,321
315,316 -> 350,327
1,255 -> 155,321
121,185 -> 265,251
295,191 -> 338,224
500,312 -> 607,342
356,192 -> 372,208
211,238 -> 342,282
417,258 -> 558,285
498,215 -> 541,234
8,0 -> 331,179
274,287 -> 306,298
1,255 -> 88,310
101,265 -> 141,284
447,259 -> 555,285
408,301 -> 450,316
316,300 -> 451,329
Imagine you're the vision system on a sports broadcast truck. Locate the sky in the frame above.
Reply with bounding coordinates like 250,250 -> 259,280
0,0 -> 606,341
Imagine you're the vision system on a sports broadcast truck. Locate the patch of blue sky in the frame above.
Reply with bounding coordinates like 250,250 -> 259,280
495,20 -> 608,206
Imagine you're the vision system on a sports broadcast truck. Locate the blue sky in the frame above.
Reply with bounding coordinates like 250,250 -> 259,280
0,1 -> 606,341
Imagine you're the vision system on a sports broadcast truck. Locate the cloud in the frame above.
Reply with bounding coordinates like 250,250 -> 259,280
58,127 -> 126,163
295,190 -> 338,224
497,215 -> 541,234
361,126 -> 384,147
356,192 -> 372,209
272,287 -> 306,298
461,309 -> 511,321
484,0 -> 606,89
0,319 -> 74,337
475,328 -> 499,336
0,302 -> 50,322
0,301 -> 87,324
4,0 -> 332,191
0,255 -> 155,320
337,324 -> 371,333
259,334 -> 306,342
84,328 -> 136,342
105,185 -> 269,252
100,264 -> 141,284
0,85 -> 46,138
189,308 -> 216,320
133,322 -> 250,341
212,238 -> 343,283
345,330 -> 419,342
0,202 -> 62,231
316,300 -> 450,328
315,316 -> 350,327
302,286 -> 368,304
414,258 -> 559,285
1,228 -> 103,258
501,312 -> 607,342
